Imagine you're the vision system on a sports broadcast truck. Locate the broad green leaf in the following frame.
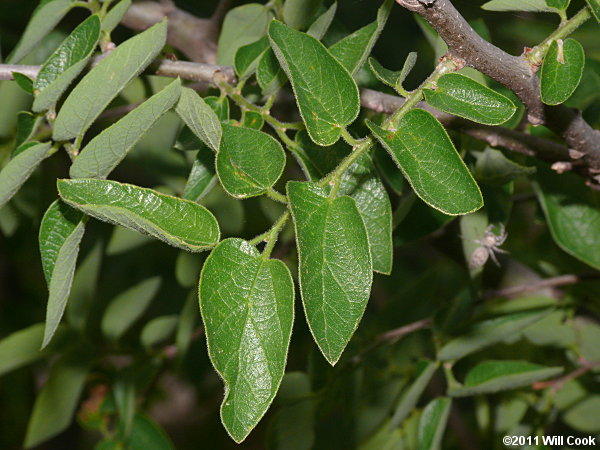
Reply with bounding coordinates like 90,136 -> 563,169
217,124 -> 286,198
534,168 -> 600,270
24,352 -> 91,448
217,3 -> 272,66
199,238 -> 294,442
328,0 -> 392,75
12,72 -> 34,94
15,111 -> 42,148
481,0 -> 555,12
449,361 -> 563,397
140,315 -> 178,349
390,360 -> 438,428
101,277 -> 161,340
437,310 -> 550,361
234,36 -> 270,80
563,396 -> 600,433
53,20 -> 167,142
368,54 -> 417,93
175,87 -> 222,152
540,39 -> 585,105
257,49 -> 288,95
129,413 -> 175,450
70,79 -> 181,178
283,0 -> 322,30
268,20 -> 360,146
240,111 -> 264,129
57,179 -> 220,252
39,200 -> 86,347
306,2 -> 337,39
0,142 -> 53,210
367,111 -> 483,216
545,0 -> 570,9
418,397 -> 451,450
587,0 -> 600,23
102,0 -> 132,33
33,15 -> 101,113
7,0 -> 74,64
474,147 -> 536,186
183,149 -> 217,203
175,251 -> 202,288
424,73 -> 516,125
295,131 -> 393,273
287,181 -> 372,364
204,95 -> 230,121
0,324 -> 45,376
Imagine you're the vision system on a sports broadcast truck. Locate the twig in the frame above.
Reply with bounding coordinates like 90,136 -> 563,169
533,360 -> 600,391
349,318 -> 433,365
483,273 -> 600,300
394,0 -> 600,176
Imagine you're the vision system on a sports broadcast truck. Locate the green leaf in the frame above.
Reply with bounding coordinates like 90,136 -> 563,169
128,413 -> 175,450
70,79 -> 181,178
175,291 -> 198,360
101,277 -> 161,340
283,0 -> 322,30
216,3 -> 272,66
57,179 -> 220,252
257,49 -> 288,95
39,200 -> 86,347
328,0 -> 392,75
268,20 -> 360,146
24,352 -> 91,448
418,397 -> 452,450
373,144 -> 404,195
199,238 -> 294,442
437,310 -> 550,361
306,2 -> 337,39
175,87 -> 222,152
0,141 -> 53,210
102,0 -> 132,33
234,36 -> 270,80
390,360 -> 438,428
15,111 -> 42,148
540,39 -> 585,105
481,0 -> 555,12
424,73 -> 516,125
7,0 -> 75,64
287,181 -> 372,364
240,111 -> 264,130
563,396 -> 600,433
12,72 -> 34,94
175,251 -> 202,288
545,0 -> 570,9
295,132 -> 393,273
395,196 -> 455,245
367,111 -> 483,216
474,147 -> 536,186
53,20 -> 167,142
368,53 -> 417,93
140,315 -> 178,349
183,148 -> 217,203
0,324 -> 45,376
217,124 -> 286,198
449,361 -> 563,397
204,95 -> 230,121
534,168 -> 600,270
587,0 -> 600,23
33,15 -> 101,113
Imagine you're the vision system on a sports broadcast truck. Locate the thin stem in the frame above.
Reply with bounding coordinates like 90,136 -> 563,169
340,128 -> 360,147
482,273 -> 600,300
266,188 -> 287,204
528,7 -> 592,64
262,211 -> 291,259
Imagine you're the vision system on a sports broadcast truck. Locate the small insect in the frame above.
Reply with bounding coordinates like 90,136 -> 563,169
468,224 -> 508,270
